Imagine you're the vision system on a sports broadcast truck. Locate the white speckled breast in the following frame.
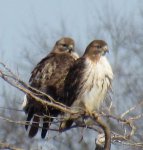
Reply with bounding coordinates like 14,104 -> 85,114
75,56 -> 113,113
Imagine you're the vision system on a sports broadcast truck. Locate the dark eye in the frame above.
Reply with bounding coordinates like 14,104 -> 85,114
62,44 -> 67,47
96,45 -> 101,49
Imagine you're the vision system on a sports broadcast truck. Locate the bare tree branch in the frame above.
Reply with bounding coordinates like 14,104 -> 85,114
1,62 -> 143,149
93,113 -> 111,150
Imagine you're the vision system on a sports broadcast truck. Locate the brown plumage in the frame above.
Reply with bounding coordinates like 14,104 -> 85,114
22,37 -> 79,138
61,40 -> 113,129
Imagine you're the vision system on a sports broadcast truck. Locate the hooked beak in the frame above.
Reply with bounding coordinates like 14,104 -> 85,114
68,45 -> 74,52
100,45 -> 109,56
103,45 -> 109,53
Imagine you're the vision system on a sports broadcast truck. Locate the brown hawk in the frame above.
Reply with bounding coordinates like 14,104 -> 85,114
22,37 -> 79,138
61,40 -> 113,129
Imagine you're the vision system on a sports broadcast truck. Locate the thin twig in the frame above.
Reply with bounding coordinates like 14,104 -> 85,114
1,62 -> 143,149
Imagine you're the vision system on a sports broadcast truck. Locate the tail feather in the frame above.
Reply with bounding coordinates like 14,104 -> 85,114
65,120 -> 73,129
41,117 -> 52,139
28,115 -> 40,138
41,109 -> 59,138
25,107 -> 34,130
60,119 -> 73,131
25,107 -> 60,138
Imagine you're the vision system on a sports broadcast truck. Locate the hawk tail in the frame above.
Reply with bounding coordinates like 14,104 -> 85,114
41,109 -> 59,138
28,115 -> 40,138
25,107 -> 34,130
60,119 -> 73,131
41,117 -> 53,138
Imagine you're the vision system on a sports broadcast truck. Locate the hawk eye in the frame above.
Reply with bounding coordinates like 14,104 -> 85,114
96,45 -> 101,49
62,44 -> 67,47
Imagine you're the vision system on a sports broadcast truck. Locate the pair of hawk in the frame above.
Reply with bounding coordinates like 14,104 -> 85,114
22,37 -> 113,138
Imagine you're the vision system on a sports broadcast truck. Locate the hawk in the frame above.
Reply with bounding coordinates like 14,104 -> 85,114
22,37 -> 79,138
61,40 -> 113,129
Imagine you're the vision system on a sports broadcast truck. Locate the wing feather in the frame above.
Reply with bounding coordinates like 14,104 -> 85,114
25,52 -> 76,138
64,57 -> 86,106
61,57 -> 86,130
28,115 -> 40,138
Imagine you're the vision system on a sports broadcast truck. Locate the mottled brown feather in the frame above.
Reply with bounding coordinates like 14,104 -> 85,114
64,57 -> 86,107
24,37 -> 78,138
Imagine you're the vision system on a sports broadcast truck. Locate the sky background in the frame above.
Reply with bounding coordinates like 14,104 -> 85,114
0,0 -> 140,65
0,0 -> 142,113
0,0 -> 143,149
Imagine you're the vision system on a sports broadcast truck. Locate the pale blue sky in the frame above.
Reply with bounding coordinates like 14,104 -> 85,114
0,1 -> 142,149
0,0 -> 140,65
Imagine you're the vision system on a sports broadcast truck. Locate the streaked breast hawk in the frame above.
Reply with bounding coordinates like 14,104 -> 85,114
61,40 -> 113,129
22,37 -> 79,138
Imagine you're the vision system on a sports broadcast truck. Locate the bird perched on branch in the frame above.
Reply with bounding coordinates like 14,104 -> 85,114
22,37 -> 79,138
61,40 -> 113,129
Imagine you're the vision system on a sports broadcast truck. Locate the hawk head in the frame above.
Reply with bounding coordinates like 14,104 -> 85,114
53,37 -> 75,53
84,40 -> 109,61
